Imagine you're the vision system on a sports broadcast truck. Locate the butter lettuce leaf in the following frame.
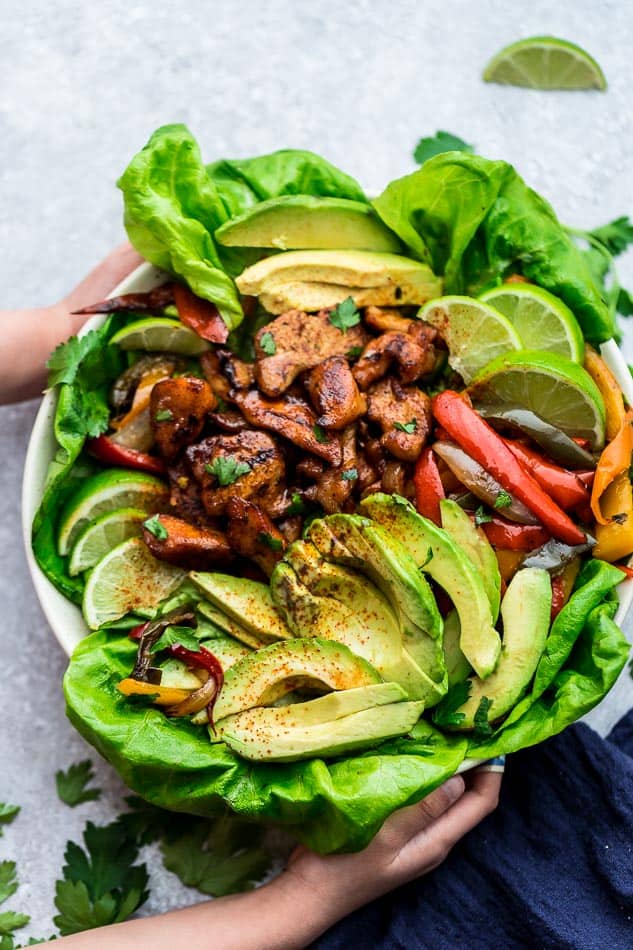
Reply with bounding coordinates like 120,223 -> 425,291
373,152 -> 615,343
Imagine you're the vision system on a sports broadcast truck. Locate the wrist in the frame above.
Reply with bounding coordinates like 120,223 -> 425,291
265,867 -> 345,946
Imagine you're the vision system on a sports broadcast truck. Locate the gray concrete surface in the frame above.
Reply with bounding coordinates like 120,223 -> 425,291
1,0 -> 633,939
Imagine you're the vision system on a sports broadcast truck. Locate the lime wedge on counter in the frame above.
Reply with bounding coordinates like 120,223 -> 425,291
110,318 -> 210,355
418,296 -> 521,384
479,284 -> 584,362
82,537 -> 186,629
58,469 -> 169,556
68,507 -> 148,576
469,351 -> 606,450
483,36 -> 606,90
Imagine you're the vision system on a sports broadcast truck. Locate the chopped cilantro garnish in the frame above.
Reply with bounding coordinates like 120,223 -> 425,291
341,468 -> 359,482
143,515 -> 168,540
257,532 -> 284,552
393,418 -> 417,434
205,456 -> 251,486
472,696 -> 494,742
259,331 -> 277,355
474,506 -> 492,526
154,408 -> 173,422
312,424 -> 329,444
494,490 -> 512,510
328,297 -> 361,333
432,680 -> 472,728
150,625 -> 201,654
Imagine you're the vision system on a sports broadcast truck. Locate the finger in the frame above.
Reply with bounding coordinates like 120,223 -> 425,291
383,775 -> 466,845
63,242 -> 145,312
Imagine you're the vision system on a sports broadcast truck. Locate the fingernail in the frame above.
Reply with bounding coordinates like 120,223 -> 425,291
443,775 -> 466,804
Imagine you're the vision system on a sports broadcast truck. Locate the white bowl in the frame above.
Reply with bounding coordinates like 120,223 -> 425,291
21,263 -> 633,656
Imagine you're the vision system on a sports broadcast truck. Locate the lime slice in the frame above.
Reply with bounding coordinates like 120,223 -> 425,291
58,469 -> 169,556
483,36 -> 606,90
470,350 -> 606,450
479,284 -> 584,362
110,318 -> 210,355
82,537 -> 186,629
418,295 -> 521,384
68,507 -> 148,576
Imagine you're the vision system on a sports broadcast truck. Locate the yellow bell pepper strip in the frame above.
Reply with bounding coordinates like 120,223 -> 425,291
117,678 -> 192,706
590,409 -> 633,525
593,473 -> 633,561
584,346 -> 626,442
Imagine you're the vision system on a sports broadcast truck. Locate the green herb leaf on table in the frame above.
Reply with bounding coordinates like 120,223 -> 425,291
432,681 -> 471,729
150,626 -> 201,654
494,490 -> 512,510
54,820 -> 149,936
328,297 -> 360,333
472,696 -> 494,742
143,515 -> 168,540
312,424 -> 329,444
0,863 -> 18,908
0,806 -> 19,838
341,468 -> 359,482
204,457 -> 251,486
393,418 -> 417,434
259,331 -> 277,355
56,761 -> 102,808
413,131 -> 473,166
257,532 -> 284,552
474,506 -> 492,526
0,862 -> 30,942
588,216 -> 633,257
154,409 -> 173,423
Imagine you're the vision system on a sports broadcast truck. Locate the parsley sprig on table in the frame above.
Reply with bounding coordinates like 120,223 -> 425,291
414,130 -> 473,165
56,760 -> 102,807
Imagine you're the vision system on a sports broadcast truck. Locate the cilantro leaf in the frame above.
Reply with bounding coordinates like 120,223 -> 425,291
257,532 -> 284,552
472,696 -> 494,742
46,331 -> 103,388
160,813 -> 273,898
617,286 -> 633,316
474,505 -> 492,526
341,468 -> 359,481
588,216 -> 633,257
0,806 -> 19,838
494,490 -> 512,510
312,424 -> 329,444
150,626 -> 201,654
432,680 -> 472,728
346,345 -> 363,359
414,130 -> 473,166
328,297 -> 360,333
56,760 -> 102,808
0,862 -> 30,942
143,515 -> 168,540
204,456 -> 251,486
0,912 -> 30,937
154,408 -> 173,422
54,820 -> 149,936
259,331 -> 277,355
0,863 -> 18,907
393,418 -> 417,434
286,492 -> 307,516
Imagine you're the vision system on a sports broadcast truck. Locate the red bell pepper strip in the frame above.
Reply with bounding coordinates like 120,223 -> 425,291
550,574 -> 566,621
414,447 -> 445,525
86,435 -> 166,476
169,644 -> 224,725
504,441 -> 590,511
480,517 -> 550,552
616,564 -> 633,579
432,392 -> 586,545
173,284 -> 229,343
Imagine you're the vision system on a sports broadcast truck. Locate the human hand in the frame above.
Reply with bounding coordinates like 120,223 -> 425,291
1,243 -> 143,404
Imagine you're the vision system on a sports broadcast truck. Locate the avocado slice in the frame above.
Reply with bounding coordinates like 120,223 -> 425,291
449,568 -> 552,729
215,195 -> 402,253
442,610 -> 472,686
271,547 -> 445,704
190,572 -> 292,643
360,495 -> 501,679
196,601 -> 270,650
213,637 -> 382,721
219,697 -> 425,762
440,499 -> 501,621
235,250 -> 443,314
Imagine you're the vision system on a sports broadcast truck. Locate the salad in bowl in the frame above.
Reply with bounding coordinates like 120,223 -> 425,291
27,125 -> 632,852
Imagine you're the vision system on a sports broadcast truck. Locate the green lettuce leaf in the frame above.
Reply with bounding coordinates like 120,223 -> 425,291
373,153 -> 615,343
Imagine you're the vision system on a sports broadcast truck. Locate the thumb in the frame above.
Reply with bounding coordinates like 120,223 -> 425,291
383,775 -> 465,846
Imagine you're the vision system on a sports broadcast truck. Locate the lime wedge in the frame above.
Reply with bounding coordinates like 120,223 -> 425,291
110,318 -> 210,355
68,507 -> 147,576
470,351 -> 606,450
483,36 -> 606,90
418,295 -> 521,384
479,284 -> 584,362
58,469 -> 169,556
82,537 -> 185,629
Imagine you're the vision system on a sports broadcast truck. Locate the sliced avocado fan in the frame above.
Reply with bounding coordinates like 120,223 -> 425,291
190,572 -> 293,643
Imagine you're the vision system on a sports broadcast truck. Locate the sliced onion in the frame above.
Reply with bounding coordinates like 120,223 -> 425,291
167,672 -> 218,717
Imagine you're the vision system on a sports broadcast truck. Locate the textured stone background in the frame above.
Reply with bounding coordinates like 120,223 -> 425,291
1,0 -> 632,939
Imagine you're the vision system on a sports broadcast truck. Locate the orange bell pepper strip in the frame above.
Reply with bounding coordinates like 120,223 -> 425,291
432,391 -> 586,545
584,346 -> 626,442
590,409 -> 633,525
593,473 -> 633,561
117,678 -> 192,706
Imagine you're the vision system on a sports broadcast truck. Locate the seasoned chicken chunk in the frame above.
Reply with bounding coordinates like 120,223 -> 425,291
207,407 -> 249,433
150,376 -> 216,459
217,350 -> 255,390
167,461 -> 213,525
352,332 -> 437,389
226,497 -> 286,577
199,351 -> 231,402
363,306 -> 413,334
314,425 -> 358,514
367,378 -> 431,462
186,431 -> 287,517
254,309 -> 367,396
304,356 -> 367,430
233,390 -> 343,466
142,514 -> 234,569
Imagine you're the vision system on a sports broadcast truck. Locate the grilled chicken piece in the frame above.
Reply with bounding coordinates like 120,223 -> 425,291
381,460 -> 408,495
226,497 -> 286,577
167,461 -> 213,525
314,425 -> 358,514
142,514 -> 234,569
234,390 -> 343,466
356,450 -> 379,492
408,320 -> 442,349
199,351 -> 231,402
254,309 -> 367,396
217,350 -> 255,390
186,431 -> 287,517
207,407 -> 249,433
367,378 -> 431,462
363,306 -> 413,334
150,377 -> 216,460
304,356 -> 367,430
352,332 -> 437,389
296,457 -> 325,480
